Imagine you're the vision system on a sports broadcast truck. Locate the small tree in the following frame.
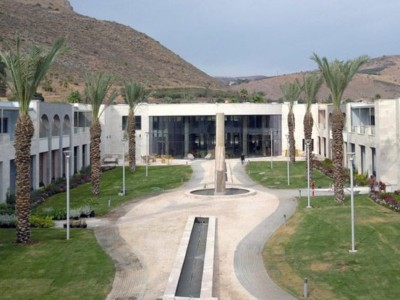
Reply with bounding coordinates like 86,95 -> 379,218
312,53 -> 368,203
299,73 -> 323,178
0,35 -> 65,243
85,72 -> 117,196
280,82 -> 301,163
123,81 -> 146,172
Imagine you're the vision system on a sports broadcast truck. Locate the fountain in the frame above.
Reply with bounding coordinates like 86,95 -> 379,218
190,112 -> 253,197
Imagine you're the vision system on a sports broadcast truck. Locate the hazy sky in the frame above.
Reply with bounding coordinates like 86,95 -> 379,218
69,0 -> 400,77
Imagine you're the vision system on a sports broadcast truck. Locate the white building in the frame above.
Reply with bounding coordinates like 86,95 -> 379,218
0,100 -> 91,202
0,99 -> 399,203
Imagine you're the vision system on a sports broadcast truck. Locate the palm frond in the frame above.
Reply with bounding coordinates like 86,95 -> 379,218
280,81 -> 301,112
123,81 -> 146,110
0,35 -> 66,114
311,53 -> 368,107
84,72 -> 117,120
302,72 -> 323,111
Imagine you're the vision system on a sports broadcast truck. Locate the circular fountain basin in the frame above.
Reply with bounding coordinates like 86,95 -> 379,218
188,186 -> 256,198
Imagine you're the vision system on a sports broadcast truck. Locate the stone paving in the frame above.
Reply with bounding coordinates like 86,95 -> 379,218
91,158 -> 300,299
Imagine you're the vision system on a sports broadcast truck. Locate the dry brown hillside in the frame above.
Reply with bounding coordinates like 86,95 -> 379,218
230,56 -> 400,102
0,0 -> 222,101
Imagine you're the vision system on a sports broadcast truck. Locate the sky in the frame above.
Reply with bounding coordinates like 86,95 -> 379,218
69,0 -> 400,77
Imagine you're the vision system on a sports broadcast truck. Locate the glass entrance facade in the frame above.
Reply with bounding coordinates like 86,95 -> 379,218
149,114 -> 281,159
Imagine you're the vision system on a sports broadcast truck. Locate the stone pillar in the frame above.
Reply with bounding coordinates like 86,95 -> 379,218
184,117 -> 189,156
215,113 -> 226,194
242,116 -> 248,156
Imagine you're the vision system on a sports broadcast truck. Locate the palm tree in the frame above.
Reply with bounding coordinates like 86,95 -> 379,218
311,53 -> 368,203
299,73 -> 323,179
0,58 -> 6,97
280,82 -> 301,163
84,73 -> 117,197
0,36 -> 65,243
123,81 -> 146,172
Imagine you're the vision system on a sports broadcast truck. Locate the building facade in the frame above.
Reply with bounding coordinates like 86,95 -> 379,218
0,100 -> 91,203
0,99 -> 399,203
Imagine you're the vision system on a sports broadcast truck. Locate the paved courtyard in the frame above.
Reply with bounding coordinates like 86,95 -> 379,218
93,159 -> 298,300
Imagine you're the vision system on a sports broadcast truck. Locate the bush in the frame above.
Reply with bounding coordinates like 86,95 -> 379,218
0,214 -> 16,228
6,190 -> 15,210
79,205 -> 92,217
30,215 -> 55,228
70,208 -> 81,219
53,208 -> 66,220
0,203 -> 14,215
67,90 -> 81,103
355,173 -> 368,186
323,158 -> 333,168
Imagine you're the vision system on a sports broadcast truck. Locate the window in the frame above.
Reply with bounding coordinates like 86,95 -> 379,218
122,116 -> 127,131
122,116 -> 141,130
0,117 -> 8,133
135,116 -> 141,130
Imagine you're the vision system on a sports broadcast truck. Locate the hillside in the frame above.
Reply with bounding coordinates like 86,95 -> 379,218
229,56 -> 400,101
2,0 -> 400,103
0,0 -> 222,102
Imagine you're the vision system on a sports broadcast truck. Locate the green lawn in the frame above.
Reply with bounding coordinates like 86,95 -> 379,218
264,195 -> 400,299
247,160 -> 334,189
34,164 -> 192,216
2,164 -> 192,299
0,228 -> 114,300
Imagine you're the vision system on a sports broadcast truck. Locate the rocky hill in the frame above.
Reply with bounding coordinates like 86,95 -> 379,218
2,0 -> 400,103
229,56 -> 400,101
0,0 -> 222,101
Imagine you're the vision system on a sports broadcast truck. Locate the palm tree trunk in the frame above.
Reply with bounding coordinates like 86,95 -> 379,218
332,107 -> 345,203
288,111 -> 296,163
14,114 -> 34,243
303,111 -> 314,179
90,120 -> 102,197
127,110 -> 136,172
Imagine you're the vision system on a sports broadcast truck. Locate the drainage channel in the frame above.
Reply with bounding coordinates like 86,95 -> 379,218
176,217 -> 208,297
163,216 -> 217,300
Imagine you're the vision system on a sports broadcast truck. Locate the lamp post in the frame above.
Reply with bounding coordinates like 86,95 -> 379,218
306,139 -> 312,208
121,139 -> 126,196
145,131 -> 149,177
348,152 -> 357,253
286,134 -> 290,186
64,150 -> 70,240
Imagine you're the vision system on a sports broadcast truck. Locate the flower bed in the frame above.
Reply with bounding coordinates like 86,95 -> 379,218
370,190 -> 400,212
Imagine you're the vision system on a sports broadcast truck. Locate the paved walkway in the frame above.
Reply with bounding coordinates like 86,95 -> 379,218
91,158 -> 301,299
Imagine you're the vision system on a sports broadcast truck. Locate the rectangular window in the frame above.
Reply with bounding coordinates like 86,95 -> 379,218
135,116 -> 141,130
0,117 -> 8,133
123,116 -> 142,130
122,116 -> 128,131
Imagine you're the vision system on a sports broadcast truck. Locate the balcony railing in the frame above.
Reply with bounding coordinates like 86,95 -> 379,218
350,125 -> 375,136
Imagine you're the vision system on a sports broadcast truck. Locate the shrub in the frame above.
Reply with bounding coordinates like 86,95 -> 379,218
355,173 -> 368,186
67,90 -> 81,103
6,189 -> 15,210
30,215 -> 55,228
79,205 -> 92,217
53,208 -> 66,220
0,203 -> 14,215
0,214 -> 16,228
323,158 -> 333,168
70,208 -> 81,219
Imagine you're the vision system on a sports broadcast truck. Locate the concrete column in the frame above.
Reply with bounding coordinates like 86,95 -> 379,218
262,116 -> 267,156
215,113 -> 226,194
242,116 -> 248,156
184,117 -> 189,155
